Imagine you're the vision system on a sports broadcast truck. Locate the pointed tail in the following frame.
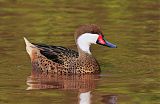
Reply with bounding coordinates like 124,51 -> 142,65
24,37 -> 36,56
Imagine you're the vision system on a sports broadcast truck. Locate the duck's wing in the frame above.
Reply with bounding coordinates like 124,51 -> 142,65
33,43 -> 78,65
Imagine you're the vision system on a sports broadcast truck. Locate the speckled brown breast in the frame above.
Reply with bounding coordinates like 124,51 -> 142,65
30,44 -> 100,74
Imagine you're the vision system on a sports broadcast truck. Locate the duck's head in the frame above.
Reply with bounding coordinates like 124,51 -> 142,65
75,24 -> 117,54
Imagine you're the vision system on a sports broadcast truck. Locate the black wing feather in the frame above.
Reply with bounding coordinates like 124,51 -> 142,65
33,43 -> 78,64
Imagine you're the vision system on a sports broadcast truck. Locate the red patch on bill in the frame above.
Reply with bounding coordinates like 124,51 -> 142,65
98,35 -> 105,44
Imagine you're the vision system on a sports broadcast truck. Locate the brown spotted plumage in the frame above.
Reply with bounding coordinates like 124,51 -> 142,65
24,24 -> 117,74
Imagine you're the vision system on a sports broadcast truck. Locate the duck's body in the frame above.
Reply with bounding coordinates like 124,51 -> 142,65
24,24 -> 117,74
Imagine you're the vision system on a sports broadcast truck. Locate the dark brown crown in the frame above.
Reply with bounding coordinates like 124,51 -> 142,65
74,24 -> 103,40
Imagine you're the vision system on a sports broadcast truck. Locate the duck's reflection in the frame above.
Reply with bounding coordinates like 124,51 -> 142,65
27,70 -> 98,104
27,70 -> 98,91
79,91 -> 91,104
26,70 -> 117,104
101,95 -> 117,104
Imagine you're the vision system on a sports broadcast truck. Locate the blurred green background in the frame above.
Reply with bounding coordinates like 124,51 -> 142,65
0,0 -> 159,104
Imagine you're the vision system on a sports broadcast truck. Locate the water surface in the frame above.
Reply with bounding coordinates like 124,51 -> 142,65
0,0 -> 159,104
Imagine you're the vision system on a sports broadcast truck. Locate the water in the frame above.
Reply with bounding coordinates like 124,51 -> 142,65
0,0 -> 159,104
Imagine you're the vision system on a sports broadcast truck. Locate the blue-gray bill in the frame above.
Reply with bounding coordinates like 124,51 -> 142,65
105,40 -> 117,48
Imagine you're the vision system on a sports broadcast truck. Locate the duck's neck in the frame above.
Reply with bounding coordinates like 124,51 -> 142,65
78,44 -> 91,55
77,45 -> 91,56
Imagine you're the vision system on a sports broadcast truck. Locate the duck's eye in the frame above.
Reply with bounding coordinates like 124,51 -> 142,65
99,34 -> 104,37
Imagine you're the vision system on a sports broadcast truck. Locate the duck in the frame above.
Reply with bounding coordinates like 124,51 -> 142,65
24,24 -> 117,74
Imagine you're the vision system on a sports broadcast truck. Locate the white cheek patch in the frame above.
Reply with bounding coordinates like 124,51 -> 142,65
77,33 -> 99,54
